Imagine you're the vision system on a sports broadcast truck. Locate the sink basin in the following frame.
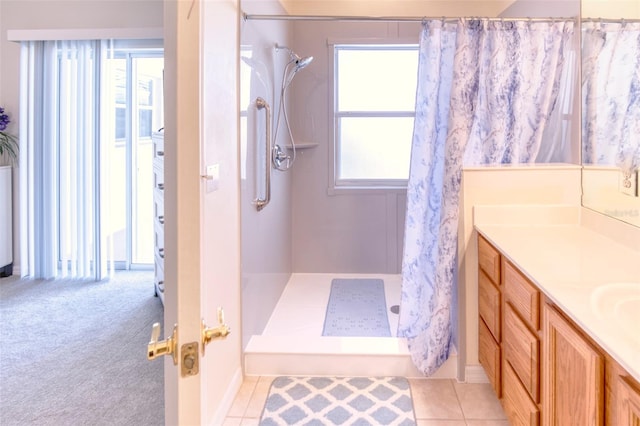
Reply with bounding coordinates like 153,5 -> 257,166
590,283 -> 640,341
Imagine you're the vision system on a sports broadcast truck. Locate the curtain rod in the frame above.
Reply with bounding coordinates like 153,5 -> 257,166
242,13 -> 577,23
583,18 -> 640,23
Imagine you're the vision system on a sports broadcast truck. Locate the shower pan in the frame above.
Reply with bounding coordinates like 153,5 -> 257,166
243,273 -> 459,378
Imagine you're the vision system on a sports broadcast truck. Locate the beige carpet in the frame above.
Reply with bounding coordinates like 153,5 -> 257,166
0,271 -> 164,425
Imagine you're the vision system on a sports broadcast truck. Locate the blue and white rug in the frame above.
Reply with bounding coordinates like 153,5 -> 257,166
259,376 -> 416,426
322,278 -> 391,337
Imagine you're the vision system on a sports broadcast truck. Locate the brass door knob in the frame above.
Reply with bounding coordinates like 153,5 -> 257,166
201,307 -> 231,355
147,323 -> 178,365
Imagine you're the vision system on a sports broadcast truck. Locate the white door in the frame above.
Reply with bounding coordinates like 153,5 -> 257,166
161,1 -> 242,424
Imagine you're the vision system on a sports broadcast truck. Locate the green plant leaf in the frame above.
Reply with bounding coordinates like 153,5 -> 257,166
0,131 -> 19,162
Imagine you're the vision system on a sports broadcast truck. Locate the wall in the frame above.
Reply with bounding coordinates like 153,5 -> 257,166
278,0 -> 515,16
199,0 -> 243,422
288,20 -> 421,273
0,0 -> 163,273
582,167 -> 640,228
240,5 -> 295,347
458,165 -> 582,381
582,0 -> 640,18
285,0 -> 580,273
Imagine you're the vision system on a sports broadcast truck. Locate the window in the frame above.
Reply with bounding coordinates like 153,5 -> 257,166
108,48 -> 164,267
332,44 -> 418,190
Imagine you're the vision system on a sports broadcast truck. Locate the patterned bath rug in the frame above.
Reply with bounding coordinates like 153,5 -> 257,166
259,376 -> 416,426
322,278 -> 391,337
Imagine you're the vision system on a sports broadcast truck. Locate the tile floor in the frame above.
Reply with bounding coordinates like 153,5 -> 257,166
223,376 -> 508,425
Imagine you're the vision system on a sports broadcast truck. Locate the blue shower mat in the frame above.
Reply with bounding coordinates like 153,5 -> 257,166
322,278 -> 391,337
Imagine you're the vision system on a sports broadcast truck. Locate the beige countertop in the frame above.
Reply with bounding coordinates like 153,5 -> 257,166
475,223 -> 640,383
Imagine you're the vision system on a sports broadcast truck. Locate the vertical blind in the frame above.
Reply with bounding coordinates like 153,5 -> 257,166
19,40 -> 114,280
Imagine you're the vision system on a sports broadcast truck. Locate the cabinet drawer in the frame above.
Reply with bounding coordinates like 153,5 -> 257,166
153,162 -> 165,193
154,259 -> 164,293
479,317 -> 501,397
504,303 -> 540,403
154,220 -> 164,249
478,235 -> 501,283
503,361 -> 540,426
154,195 -> 164,222
504,261 -> 540,330
479,270 -> 501,341
152,132 -> 165,160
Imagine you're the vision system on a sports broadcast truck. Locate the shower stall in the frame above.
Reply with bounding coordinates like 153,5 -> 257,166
239,13 -> 458,378
238,0 -> 581,381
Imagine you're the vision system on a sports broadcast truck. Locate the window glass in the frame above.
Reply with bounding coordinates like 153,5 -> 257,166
334,45 -> 418,187
338,117 -> 413,180
337,47 -> 418,112
138,109 -> 152,138
115,107 -> 126,140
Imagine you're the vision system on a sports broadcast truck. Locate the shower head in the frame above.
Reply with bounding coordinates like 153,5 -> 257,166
276,44 -> 313,72
294,55 -> 313,71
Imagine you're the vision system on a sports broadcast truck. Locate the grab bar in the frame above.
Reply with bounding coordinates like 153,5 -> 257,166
254,97 -> 271,211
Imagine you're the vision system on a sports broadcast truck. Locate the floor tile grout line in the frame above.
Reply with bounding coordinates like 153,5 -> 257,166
450,379 -> 468,420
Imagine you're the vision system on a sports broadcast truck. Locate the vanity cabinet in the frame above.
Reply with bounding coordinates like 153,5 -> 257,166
478,235 -> 502,396
477,233 -> 640,426
478,235 -> 542,424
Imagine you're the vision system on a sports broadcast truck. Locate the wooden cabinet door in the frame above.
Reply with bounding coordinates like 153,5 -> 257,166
542,304 -> 604,426
617,376 -> 640,426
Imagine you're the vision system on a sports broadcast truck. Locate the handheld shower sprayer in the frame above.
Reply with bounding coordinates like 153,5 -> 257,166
276,44 -> 314,72
272,44 -> 314,171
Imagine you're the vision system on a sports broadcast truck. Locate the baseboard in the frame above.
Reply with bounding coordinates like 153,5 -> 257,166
464,365 -> 489,383
210,367 -> 243,426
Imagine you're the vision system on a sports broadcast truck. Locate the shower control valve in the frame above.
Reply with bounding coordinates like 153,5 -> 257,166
272,144 -> 289,169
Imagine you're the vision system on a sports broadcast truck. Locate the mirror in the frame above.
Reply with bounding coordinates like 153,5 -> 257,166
581,1 -> 640,227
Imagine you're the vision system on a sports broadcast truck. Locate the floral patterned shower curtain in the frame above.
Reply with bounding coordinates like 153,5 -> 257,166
399,18 -> 574,376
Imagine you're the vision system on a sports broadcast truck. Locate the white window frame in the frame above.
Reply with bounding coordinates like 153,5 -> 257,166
328,39 -> 418,195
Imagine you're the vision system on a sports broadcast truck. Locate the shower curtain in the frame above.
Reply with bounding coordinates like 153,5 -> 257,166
399,18 -> 574,376
582,21 -> 640,174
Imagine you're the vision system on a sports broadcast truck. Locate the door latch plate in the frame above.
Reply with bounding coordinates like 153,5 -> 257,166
181,342 -> 199,377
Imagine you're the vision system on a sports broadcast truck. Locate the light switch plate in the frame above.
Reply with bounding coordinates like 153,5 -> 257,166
620,170 -> 638,197
205,164 -> 219,193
